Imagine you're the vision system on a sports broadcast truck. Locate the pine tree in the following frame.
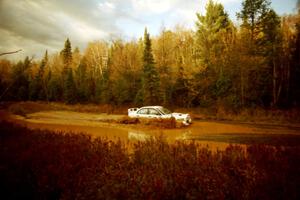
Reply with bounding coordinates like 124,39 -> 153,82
44,67 -> 52,102
238,0 -> 281,107
48,73 -> 63,101
60,38 -> 74,102
75,58 -> 88,102
98,67 -> 111,104
138,28 -> 160,105
196,0 -> 232,69
61,38 -> 72,72
290,2 -> 300,105
261,10 -> 281,106
29,51 -> 48,100
237,0 -> 271,53
173,65 -> 188,106
195,0 -> 233,106
40,50 -> 49,100
11,57 -> 31,100
64,68 -> 76,104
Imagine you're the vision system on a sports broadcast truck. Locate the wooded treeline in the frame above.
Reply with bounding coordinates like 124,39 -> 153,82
1,0 -> 300,110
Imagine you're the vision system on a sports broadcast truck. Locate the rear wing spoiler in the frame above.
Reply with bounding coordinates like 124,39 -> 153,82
128,108 -> 138,113
128,108 -> 139,116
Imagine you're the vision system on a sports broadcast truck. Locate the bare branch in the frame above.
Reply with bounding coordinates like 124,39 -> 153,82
0,49 -> 22,57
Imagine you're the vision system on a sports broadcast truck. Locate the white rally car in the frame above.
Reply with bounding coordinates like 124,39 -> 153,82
128,106 -> 192,125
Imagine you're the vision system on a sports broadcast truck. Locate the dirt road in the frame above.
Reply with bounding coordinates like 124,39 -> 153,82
4,110 -> 300,147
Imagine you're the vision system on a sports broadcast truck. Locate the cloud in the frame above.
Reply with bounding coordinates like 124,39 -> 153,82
98,1 -> 116,10
0,0 -> 295,61
0,0 -> 234,60
131,0 -> 173,14
0,0 -> 129,60
126,0 -> 202,35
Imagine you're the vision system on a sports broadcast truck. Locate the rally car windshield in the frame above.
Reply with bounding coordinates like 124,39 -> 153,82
158,107 -> 172,115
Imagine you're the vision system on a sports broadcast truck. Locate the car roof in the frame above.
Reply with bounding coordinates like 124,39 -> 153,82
140,106 -> 163,109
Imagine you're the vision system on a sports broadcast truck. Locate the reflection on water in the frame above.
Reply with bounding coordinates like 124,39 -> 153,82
126,124 -> 300,148
128,131 -> 151,141
12,112 -> 300,148
175,130 -> 192,140
127,129 -> 194,142
126,129 -> 233,151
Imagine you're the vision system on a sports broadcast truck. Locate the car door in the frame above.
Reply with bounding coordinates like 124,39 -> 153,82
148,108 -> 162,119
136,108 -> 149,118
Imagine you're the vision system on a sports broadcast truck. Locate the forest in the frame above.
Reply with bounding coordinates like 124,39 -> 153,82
0,0 -> 300,111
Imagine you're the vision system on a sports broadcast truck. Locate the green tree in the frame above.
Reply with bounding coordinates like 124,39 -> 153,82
0,59 -> 12,101
61,38 -> 72,72
75,58 -> 88,102
238,0 -> 282,107
109,39 -> 143,105
195,0 -> 233,107
196,0 -> 232,70
95,65 -> 111,104
261,10 -> 282,106
11,57 -> 31,100
47,72 -> 62,101
137,28 -> 160,105
60,39 -> 75,102
29,51 -> 48,100
64,68 -> 76,104
154,28 -> 176,105
238,0 -> 271,51
172,65 -> 189,106
290,2 -> 300,105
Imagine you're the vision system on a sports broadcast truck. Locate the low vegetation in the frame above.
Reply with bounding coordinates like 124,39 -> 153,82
1,0 -> 300,111
0,121 -> 299,199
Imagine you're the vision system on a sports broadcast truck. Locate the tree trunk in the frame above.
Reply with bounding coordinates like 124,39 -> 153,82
272,59 -> 277,106
240,65 -> 245,106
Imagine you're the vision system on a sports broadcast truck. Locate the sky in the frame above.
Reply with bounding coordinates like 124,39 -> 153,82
0,0 -> 298,61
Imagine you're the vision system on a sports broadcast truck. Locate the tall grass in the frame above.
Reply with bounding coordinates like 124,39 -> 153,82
0,121 -> 299,199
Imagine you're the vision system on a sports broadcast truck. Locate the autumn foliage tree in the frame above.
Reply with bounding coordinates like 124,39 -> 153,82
195,0 -> 234,107
0,0 -> 299,110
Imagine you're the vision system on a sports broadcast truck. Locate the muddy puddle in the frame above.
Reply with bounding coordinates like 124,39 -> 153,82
8,111 -> 300,149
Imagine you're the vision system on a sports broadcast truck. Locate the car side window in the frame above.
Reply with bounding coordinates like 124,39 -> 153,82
149,108 -> 161,115
137,108 -> 148,114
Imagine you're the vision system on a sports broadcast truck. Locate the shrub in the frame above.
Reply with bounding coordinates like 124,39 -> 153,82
118,116 -> 140,124
8,104 -> 27,116
0,121 -> 299,199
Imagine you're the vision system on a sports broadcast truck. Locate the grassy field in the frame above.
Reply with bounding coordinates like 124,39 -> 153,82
0,121 -> 300,199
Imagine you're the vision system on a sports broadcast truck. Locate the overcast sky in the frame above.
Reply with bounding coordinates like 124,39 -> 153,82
0,0 -> 298,61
